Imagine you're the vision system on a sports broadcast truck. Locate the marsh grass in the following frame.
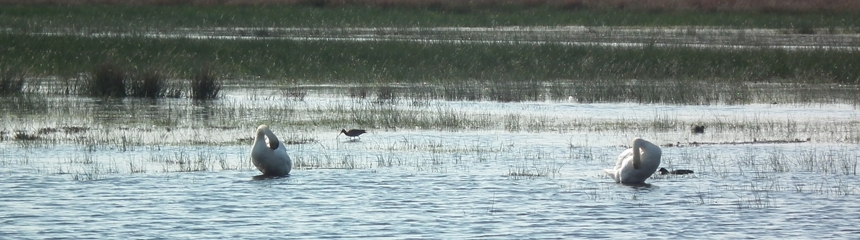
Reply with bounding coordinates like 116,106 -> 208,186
507,150 -> 564,179
5,86 -> 860,149
767,151 -> 790,172
733,185 -> 775,209
14,131 -> 40,141
3,3 -> 860,33
190,67 -> 222,100
85,61 -> 127,98
359,79 -> 791,105
293,153 -> 369,169
702,146 -> 859,177
148,151 -> 227,172
4,34 -> 860,86
0,68 -> 26,95
281,86 -> 307,101
129,67 -> 165,98
127,158 -> 146,174
63,154 -> 121,181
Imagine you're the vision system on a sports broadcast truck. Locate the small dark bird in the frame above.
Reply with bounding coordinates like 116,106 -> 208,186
338,129 -> 367,139
691,125 -> 705,134
659,168 -> 694,175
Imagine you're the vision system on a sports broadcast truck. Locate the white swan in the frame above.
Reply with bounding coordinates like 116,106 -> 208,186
251,125 -> 292,176
604,138 -> 662,184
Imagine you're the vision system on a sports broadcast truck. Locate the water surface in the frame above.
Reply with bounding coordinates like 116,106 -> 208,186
2,89 -> 859,238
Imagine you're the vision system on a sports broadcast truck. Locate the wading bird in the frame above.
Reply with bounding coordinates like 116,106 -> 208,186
251,125 -> 292,177
338,129 -> 367,139
659,168 -> 694,175
604,138 -> 662,184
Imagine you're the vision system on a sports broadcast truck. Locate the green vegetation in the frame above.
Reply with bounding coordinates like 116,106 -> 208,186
2,4 -> 860,30
0,67 -> 26,95
2,34 -> 859,85
129,67 -> 166,98
75,59 -> 220,99
190,67 -> 222,100
85,61 -> 127,97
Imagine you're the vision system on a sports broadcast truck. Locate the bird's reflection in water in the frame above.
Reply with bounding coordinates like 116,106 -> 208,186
620,182 -> 653,189
252,174 -> 290,180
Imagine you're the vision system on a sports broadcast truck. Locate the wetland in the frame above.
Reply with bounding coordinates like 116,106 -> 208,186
2,2 -> 860,238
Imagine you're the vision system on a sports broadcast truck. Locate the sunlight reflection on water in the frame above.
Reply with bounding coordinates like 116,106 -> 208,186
2,85 -> 860,238
2,129 -> 860,238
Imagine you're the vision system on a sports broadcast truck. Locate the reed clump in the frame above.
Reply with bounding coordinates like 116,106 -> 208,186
5,34 -> 859,85
3,2 -> 860,34
0,67 -> 26,95
190,67 -> 222,100
78,60 -> 219,100
128,68 -> 165,98
85,61 -> 127,98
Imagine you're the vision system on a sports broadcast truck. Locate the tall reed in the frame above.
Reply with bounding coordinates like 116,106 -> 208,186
0,67 -> 26,95
190,67 -> 221,100
129,67 -> 165,98
85,61 -> 127,98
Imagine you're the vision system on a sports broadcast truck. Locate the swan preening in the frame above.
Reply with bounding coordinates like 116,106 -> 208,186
659,168 -> 694,175
604,138 -> 662,184
251,125 -> 292,177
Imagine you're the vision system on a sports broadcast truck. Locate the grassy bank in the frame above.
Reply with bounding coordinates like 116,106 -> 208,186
2,34 -> 859,84
2,4 -> 860,30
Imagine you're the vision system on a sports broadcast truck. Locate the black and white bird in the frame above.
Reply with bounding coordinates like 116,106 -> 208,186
658,168 -> 694,175
338,129 -> 367,139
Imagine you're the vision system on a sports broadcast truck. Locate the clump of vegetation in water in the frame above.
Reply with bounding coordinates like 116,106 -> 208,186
190,67 -> 221,100
0,67 -> 26,95
85,61 -> 127,98
128,67 -> 165,98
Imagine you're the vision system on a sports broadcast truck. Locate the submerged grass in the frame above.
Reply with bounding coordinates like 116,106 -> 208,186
3,34 -> 860,85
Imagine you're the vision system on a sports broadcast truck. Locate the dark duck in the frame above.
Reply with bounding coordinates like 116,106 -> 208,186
659,168 -> 694,175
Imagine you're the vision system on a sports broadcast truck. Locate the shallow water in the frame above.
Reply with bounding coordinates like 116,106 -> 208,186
2,86 -> 860,238
2,140 -> 859,238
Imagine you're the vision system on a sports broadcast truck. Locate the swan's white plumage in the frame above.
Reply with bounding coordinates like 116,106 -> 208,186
604,138 -> 661,184
251,125 -> 292,176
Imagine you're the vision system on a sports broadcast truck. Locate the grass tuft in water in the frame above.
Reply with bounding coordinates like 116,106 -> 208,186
129,67 -> 165,98
190,67 -> 222,100
86,61 -> 127,98
14,131 -> 40,141
0,67 -> 26,95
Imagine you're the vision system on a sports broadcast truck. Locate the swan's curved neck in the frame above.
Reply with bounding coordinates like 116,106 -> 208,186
255,130 -> 267,146
263,128 -> 279,144
255,127 -> 281,150
264,128 -> 280,150
632,138 -> 642,170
